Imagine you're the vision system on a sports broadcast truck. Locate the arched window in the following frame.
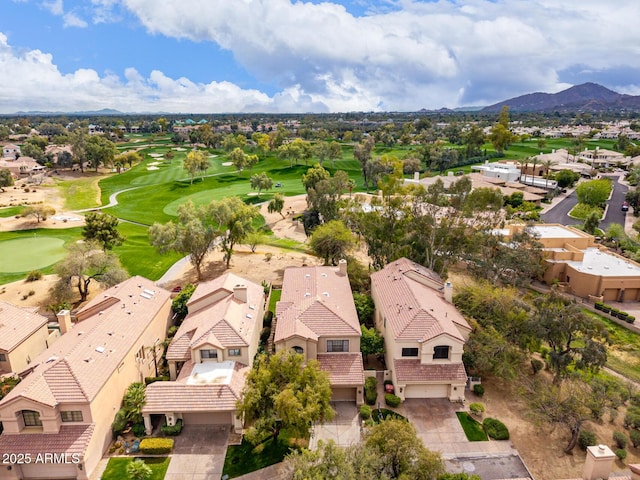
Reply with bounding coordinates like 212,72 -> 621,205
22,410 -> 42,427
433,345 -> 450,360
292,346 -> 304,355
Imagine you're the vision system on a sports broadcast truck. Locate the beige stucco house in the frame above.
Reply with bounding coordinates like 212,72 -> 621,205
0,302 -> 59,375
371,258 -> 470,402
0,276 -> 172,480
143,273 -> 265,434
274,261 -> 365,404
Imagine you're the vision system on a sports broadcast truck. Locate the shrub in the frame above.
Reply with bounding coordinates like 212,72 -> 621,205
359,405 -> 372,420
365,377 -> 377,406
473,384 -> 485,397
144,376 -> 169,385
579,430 -> 597,451
613,431 -> 627,449
263,310 -> 274,328
629,429 -> 640,448
161,419 -> 183,436
139,437 -> 174,455
624,410 -> 640,430
167,325 -> 179,338
111,408 -> 128,436
259,327 -> 271,345
469,402 -> 485,415
385,393 -> 401,408
25,270 -> 42,282
483,418 -> 509,440
531,359 -> 544,374
616,448 -> 627,462
131,422 -> 147,437
171,284 -> 196,321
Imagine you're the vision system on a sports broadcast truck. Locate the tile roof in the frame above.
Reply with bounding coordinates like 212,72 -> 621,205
143,360 -> 248,413
0,424 -> 94,456
0,276 -> 171,408
317,353 -> 364,386
393,359 -> 467,383
371,258 -> 470,343
0,301 -> 48,352
167,273 -> 262,361
275,265 -> 360,343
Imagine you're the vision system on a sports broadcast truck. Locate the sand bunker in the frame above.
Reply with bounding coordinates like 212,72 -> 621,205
173,147 -> 187,151
148,161 -> 161,166
222,162 -> 233,166
147,166 -> 159,171
148,153 -> 163,158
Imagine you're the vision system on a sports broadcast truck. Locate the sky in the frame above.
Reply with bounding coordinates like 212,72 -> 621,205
1,0 -> 640,114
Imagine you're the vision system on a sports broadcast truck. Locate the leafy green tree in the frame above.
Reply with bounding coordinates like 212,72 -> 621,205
285,440 -> 357,480
576,179 -> 613,206
123,382 -> 146,424
302,163 -> 330,192
250,172 -> 273,198
183,149 -> 210,184
462,124 -> 485,159
0,168 -> 13,192
489,123 -> 513,154
171,284 -> 196,321
361,325 -> 384,358
126,458 -> 152,480
116,151 -> 143,169
82,211 -> 125,250
237,350 -> 334,444
149,201 -> 217,280
23,204 -> 55,223
69,130 -> 89,172
54,241 -> 129,302
626,188 -> 640,216
268,193 -> 285,219
555,169 -> 580,189
583,211 -> 600,234
309,220 -> 355,265
353,137 -> 375,185
85,135 -> 117,171
353,293 -> 375,325
210,197 -> 260,268
20,141 -> 45,161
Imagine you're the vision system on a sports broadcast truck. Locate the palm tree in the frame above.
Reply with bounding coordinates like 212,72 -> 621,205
541,159 -> 554,189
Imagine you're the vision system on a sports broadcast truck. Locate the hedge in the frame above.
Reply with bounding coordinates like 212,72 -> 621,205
483,418 -> 509,440
359,405 -> 372,420
144,376 -> 170,385
579,430 -> 597,451
139,437 -> 174,455
161,419 -> 183,436
365,377 -> 378,406
385,393 -> 401,408
594,302 -> 635,323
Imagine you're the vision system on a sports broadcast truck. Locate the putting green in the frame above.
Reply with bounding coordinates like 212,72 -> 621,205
0,237 -> 67,273
163,186 -> 252,216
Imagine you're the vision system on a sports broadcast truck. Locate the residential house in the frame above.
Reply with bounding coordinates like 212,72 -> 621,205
0,302 -> 59,376
0,276 -> 172,480
371,258 -> 470,401
2,144 -> 20,160
274,261 -> 365,404
143,273 -> 265,434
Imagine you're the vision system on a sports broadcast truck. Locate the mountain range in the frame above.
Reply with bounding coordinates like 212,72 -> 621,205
481,82 -> 640,113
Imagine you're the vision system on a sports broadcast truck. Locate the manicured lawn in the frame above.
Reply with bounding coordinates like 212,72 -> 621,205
268,289 -> 282,313
222,429 -> 305,478
456,412 -> 488,441
55,175 -> 104,210
0,206 -> 25,217
101,456 -> 170,480
0,237 -> 66,273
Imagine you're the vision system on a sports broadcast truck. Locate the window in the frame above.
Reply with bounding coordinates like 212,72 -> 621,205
61,411 -> 83,422
292,346 -> 304,354
433,345 -> 450,359
327,340 -> 349,352
402,348 -> 419,357
135,346 -> 145,362
0,353 -> 6,362
200,349 -> 217,359
22,410 -> 42,427
228,349 -> 241,357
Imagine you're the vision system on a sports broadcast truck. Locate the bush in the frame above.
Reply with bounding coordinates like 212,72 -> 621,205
624,410 -> 640,430
259,327 -> 271,346
473,384 -> 485,397
111,408 -> 128,436
616,448 -> 627,462
385,393 -> 401,408
139,437 -> 174,454
579,430 -> 597,451
171,284 -> 196,321
263,310 -> 274,328
167,325 -> 179,338
613,431 -> 628,449
25,270 -> 42,282
531,359 -> 544,374
629,429 -> 640,448
359,405 -> 372,420
483,418 -> 509,440
131,422 -> 146,437
469,402 -> 485,415
161,419 -> 183,436
365,377 -> 377,406
144,376 -> 169,385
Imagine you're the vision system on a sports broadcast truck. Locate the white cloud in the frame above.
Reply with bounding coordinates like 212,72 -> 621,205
42,0 -> 63,16
63,12 -> 88,28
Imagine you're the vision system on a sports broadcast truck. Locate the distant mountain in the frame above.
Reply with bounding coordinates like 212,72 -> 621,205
482,82 -> 640,113
9,108 -> 124,116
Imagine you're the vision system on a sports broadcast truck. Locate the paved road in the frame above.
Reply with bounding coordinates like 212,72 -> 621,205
541,189 -> 579,225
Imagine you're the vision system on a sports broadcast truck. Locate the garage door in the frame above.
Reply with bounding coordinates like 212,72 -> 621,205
404,384 -> 449,399
22,462 -> 77,479
182,411 -> 231,425
332,387 -> 356,402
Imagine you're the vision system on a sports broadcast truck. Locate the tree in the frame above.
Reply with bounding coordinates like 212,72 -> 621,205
626,188 -> 640,216
126,459 -> 152,480
22,204 -> 55,223
210,197 -> 259,268
576,179 -> 613,206
0,169 -> 13,192
302,163 -> 330,192
583,211 -> 600,235
354,137 -> 375,185
149,201 -> 217,280
69,130 -> 89,172
82,211 -> 125,250
85,135 -> 117,171
268,193 -> 285,219
285,440 -> 358,480
462,125 -> 485,159
555,169 -> 579,189
360,325 -> 384,358
123,382 -> 146,424
183,149 -> 210,184
250,172 -> 273,198
365,418 -> 444,479
237,350 -> 334,444
54,241 -> 129,302
116,151 -> 143,169
309,220 -> 355,265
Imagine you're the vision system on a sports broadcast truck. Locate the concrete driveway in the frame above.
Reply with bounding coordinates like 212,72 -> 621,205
165,425 -> 229,480
309,402 -> 360,450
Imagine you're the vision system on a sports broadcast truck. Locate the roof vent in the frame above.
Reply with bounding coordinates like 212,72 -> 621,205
321,273 -> 327,277
143,289 -> 155,296
249,305 -> 256,310
246,314 -> 253,319
323,292 -> 329,297
95,346 -> 105,353
84,358 -> 94,363
140,292 -> 153,300
305,274 -> 311,278
45,355 -> 58,363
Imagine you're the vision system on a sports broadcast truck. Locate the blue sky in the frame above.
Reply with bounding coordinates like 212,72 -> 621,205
1,0 -> 640,114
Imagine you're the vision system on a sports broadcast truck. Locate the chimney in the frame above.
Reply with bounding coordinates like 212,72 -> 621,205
57,309 -> 73,335
233,285 -> 247,303
338,259 -> 347,276
583,445 -> 615,480
444,281 -> 453,303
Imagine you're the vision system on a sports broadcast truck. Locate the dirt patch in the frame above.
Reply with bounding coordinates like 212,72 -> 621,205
258,194 -> 308,244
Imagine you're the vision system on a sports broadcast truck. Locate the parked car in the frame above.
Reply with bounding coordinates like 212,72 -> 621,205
622,202 -> 630,212
275,182 -> 282,188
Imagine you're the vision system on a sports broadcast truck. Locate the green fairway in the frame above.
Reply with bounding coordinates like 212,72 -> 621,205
0,206 -> 25,218
0,237 -> 67,273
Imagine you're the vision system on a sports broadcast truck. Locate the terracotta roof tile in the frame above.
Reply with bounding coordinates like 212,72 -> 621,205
0,424 -> 94,456
0,301 -> 48,352
166,330 -> 195,361
317,353 -> 364,386
393,359 -> 467,382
